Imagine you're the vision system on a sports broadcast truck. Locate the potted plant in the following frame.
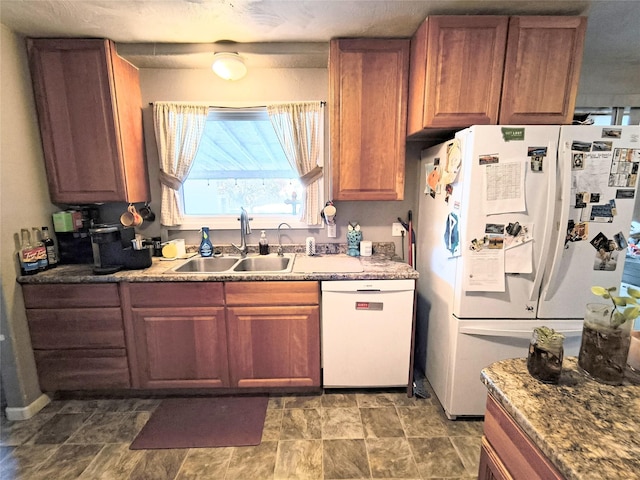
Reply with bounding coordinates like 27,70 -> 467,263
527,326 -> 565,384
578,286 -> 639,385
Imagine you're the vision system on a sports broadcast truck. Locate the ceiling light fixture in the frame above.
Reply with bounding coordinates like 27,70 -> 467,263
211,52 -> 247,81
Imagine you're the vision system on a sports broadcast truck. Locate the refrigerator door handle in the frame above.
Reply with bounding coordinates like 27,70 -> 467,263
529,140 -> 559,302
539,137 -> 573,302
459,326 -> 583,338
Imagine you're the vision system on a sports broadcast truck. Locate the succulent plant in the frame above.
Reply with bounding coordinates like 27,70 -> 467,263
532,326 -> 565,349
591,286 -> 640,328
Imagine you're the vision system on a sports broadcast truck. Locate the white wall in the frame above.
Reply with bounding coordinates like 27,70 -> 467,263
99,67 -> 419,254
576,62 -> 640,107
0,25 -> 57,410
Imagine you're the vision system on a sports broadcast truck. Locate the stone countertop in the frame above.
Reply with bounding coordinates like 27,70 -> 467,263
481,357 -> 640,480
17,253 -> 418,284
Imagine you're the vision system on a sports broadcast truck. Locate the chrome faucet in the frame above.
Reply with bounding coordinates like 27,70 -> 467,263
232,207 -> 252,257
277,222 -> 291,256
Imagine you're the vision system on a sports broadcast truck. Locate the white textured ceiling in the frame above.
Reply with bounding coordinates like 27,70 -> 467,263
1,0 -> 639,70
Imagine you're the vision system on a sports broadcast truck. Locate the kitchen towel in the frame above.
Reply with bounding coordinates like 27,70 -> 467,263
129,396 -> 268,450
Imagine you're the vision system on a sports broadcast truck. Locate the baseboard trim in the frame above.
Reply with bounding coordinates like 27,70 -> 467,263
5,393 -> 51,421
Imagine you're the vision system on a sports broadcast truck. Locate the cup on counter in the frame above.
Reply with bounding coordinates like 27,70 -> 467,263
360,240 -> 372,256
131,238 -> 144,250
151,236 -> 163,257
120,205 -> 143,227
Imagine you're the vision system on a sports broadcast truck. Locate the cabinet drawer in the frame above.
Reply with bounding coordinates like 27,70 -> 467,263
22,284 -> 120,308
27,308 -> 125,349
127,282 -> 224,307
484,395 -> 562,480
225,281 -> 319,306
33,348 -> 130,391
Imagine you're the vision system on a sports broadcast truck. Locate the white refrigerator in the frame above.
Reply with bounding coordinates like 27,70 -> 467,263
416,124 -> 640,418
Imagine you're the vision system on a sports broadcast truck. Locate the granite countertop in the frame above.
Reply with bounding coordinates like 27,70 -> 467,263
18,250 -> 418,284
481,357 -> 640,480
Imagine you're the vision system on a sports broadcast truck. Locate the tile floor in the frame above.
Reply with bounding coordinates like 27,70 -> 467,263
0,386 -> 483,480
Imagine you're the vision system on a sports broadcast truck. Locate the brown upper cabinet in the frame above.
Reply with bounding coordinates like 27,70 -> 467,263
407,16 -> 587,137
499,16 -> 587,124
27,39 -> 150,204
330,38 -> 410,201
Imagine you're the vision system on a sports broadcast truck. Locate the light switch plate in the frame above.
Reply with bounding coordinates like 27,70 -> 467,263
392,222 -> 405,237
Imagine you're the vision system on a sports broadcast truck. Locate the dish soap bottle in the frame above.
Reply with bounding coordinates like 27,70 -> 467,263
259,230 -> 269,255
199,227 -> 214,257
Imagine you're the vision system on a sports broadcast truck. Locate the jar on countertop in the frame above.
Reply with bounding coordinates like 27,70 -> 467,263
527,326 -> 565,384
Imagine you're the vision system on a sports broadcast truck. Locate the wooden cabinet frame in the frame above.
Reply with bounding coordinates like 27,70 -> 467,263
479,395 -> 563,480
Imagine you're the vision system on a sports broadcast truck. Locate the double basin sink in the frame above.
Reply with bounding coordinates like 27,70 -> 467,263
165,253 -> 295,274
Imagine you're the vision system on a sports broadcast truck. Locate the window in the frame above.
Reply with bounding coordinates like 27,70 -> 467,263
177,107 -> 323,230
574,107 -> 634,126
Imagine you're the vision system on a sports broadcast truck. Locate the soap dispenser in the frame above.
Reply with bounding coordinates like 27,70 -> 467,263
199,227 -> 214,257
259,230 -> 269,255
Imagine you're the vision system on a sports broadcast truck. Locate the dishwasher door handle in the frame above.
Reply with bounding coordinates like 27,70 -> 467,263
356,289 -> 381,292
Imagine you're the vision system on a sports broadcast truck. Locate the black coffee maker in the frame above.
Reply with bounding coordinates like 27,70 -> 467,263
89,225 -> 152,274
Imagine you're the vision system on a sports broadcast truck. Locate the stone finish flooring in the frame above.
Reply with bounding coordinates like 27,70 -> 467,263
0,387 -> 483,479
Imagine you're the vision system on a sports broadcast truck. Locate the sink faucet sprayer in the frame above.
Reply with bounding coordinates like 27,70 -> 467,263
277,222 -> 291,256
232,207 -> 252,257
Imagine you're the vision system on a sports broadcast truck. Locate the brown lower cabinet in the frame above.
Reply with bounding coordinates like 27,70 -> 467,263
23,280 -> 321,392
478,394 -> 563,480
23,284 -> 130,391
124,281 -> 320,390
129,306 -> 230,389
125,282 -> 228,389
226,282 -> 320,387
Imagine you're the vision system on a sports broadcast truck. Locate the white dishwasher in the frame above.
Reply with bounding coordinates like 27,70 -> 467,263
321,279 -> 415,387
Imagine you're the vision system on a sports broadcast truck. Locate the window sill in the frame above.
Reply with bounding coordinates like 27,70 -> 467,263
169,216 -> 324,231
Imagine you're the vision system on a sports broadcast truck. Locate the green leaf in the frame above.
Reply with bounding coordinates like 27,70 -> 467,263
591,286 -> 609,297
612,296 -> 628,306
623,306 -> 640,320
628,287 -> 640,299
612,311 -> 626,327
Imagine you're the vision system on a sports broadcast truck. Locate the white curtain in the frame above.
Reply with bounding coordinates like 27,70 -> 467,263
153,103 -> 209,226
267,102 -> 324,225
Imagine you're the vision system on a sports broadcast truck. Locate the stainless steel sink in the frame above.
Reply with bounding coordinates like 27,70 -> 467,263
232,255 -> 293,273
166,253 -> 295,274
171,256 -> 239,273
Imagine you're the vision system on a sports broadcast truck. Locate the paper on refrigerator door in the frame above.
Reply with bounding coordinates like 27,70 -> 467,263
504,223 -> 533,274
483,161 -> 526,215
463,248 -> 506,292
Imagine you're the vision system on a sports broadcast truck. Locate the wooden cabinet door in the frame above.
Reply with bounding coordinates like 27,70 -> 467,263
478,438 -> 513,480
226,305 -> 320,387
34,349 -> 130,391
131,307 -> 229,389
330,38 -> 409,200
27,38 -> 149,204
499,16 -> 586,124
408,16 -> 508,133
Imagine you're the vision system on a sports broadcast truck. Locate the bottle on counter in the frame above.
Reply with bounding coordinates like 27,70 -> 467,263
199,227 -> 214,257
31,227 -> 48,271
259,230 -> 269,255
18,228 -> 40,275
41,226 -> 58,268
